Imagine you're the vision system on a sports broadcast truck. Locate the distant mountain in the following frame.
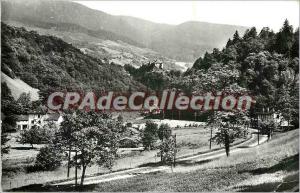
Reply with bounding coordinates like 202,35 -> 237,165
4,20 -> 187,71
2,0 -> 248,62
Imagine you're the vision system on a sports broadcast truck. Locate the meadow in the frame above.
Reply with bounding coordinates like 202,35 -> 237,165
29,129 -> 297,192
3,122 -> 241,190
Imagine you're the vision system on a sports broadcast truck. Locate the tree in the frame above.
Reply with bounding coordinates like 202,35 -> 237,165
232,30 -> 240,44
260,119 -> 275,141
17,92 -> 32,114
19,125 -> 45,148
243,27 -> 257,39
206,112 -> 216,149
1,126 -> 10,155
212,111 -> 248,156
158,123 -> 172,141
58,111 -> 122,186
158,123 -> 173,163
159,137 -> 176,165
1,82 -> 20,154
59,111 -> 80,178
277,86 -> 293,127
274,19 -> 294,55
35,145 -> 63,170
141,121 -> 158,150
74,125 -> 121,185
21,72 -> 39,88
291,28 -> 299,58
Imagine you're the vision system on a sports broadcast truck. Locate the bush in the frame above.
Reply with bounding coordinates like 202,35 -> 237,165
119,138 -> 139,148
20,123 -> 58,148
141,121 -> 158,150
158,123 -> 171,140
34,145 -> 63,171
19,125 -> 44,148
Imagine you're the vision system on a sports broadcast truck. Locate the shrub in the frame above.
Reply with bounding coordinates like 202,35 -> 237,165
119,138 -> 139,148
19,125 -> 44,148
141,121 -> 158,150
34,145 -> 63,171
19,123 -> 57,148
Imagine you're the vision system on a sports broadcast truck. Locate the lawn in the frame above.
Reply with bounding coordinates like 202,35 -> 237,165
89,129 -> 299,192
3,122 -> 234,190
13,128 -> 297,192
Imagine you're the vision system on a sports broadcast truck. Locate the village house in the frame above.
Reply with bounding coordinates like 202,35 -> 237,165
256,108 -> 290,128
16,106 -> 63,130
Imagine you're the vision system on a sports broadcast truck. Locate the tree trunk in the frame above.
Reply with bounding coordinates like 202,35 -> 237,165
224,133 -> 230,157
67,146 -> 71,178
161,138 -> 163,163
209,127 -> 213,149
80,165 -> 87,186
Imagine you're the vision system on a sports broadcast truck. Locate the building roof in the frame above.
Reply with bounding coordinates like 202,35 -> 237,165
16,115 -> 29,121
28,106 -> 48,115
45,113 -> 61,121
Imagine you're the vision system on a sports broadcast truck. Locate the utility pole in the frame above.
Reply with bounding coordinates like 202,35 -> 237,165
209,127 -> 213,149
75,150 -> 78,187
67,146 -> 71,178
173,134 -> 177,168
257,115 -> 260,145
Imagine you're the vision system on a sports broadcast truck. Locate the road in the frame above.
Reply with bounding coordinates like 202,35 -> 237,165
52,132 -> 268,186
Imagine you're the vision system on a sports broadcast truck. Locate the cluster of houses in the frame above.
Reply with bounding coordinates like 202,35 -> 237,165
16,107 -> 63,130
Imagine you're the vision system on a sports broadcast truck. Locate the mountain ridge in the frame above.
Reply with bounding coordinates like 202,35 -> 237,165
2,0 -> 248,62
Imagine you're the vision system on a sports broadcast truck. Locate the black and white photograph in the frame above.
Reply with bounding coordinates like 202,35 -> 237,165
1,0 -> 299,192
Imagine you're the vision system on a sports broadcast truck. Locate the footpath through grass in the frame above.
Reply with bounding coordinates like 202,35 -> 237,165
18,129 -> 297,192
89,129 -> 299,192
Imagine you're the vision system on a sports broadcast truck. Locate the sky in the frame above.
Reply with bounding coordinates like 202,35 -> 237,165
76,1 -> 299,31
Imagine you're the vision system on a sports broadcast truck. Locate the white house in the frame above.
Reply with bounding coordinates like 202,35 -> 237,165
16,113 -> 63,130
257,110 -> 289,127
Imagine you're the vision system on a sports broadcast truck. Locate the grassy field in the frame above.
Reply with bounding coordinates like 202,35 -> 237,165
1,72 -> 39,101
88,129 -> 299,192
3,123 -> 236,190
13,129 -> 297,192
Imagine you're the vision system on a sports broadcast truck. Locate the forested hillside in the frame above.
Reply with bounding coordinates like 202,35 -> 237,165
1,23 -> 144,93
124,20 -> 299,125
184,20 -> 299,126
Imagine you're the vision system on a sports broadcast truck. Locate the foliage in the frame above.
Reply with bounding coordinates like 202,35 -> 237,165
1,23 -> 144,92
16,92 -> 32,114
1,82 -> 20,154
35,145 -> 64,171
159,137 -> 176,164
57,111 -> 123,185
212,111 -> 249,156
158,123 -> 172,141
19,124 -> 54,148
157,123 -> 176,165
141,121 -> 158,150
190,20 -> 299,127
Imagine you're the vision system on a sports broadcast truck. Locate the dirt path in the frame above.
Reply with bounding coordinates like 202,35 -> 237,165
52,132 -> 268,186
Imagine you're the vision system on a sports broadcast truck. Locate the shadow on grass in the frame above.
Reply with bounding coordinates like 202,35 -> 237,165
11,147 -> 38,150
237,172 -> 299,192
138,159 -> 213,168
239,154 -> 299,175
237,182 -> 281,192
9,184 -> 98,192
